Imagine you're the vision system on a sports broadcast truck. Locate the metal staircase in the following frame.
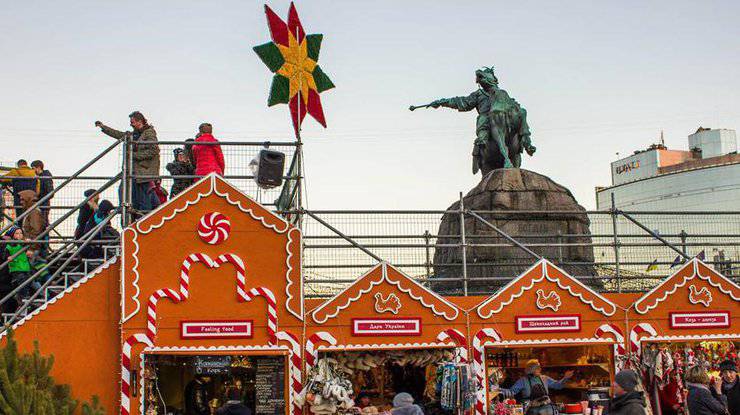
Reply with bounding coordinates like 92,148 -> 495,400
2,245 -> 120,326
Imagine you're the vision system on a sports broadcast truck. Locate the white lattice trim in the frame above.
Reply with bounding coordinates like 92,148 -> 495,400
634,258 -> 740,314
0,255 -> 119,340
311,262 -> 459,323
476,259 -> 617,318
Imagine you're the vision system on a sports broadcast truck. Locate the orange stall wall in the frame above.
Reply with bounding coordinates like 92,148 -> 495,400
3,260 -> 121,413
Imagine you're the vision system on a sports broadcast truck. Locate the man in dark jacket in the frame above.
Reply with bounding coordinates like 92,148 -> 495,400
216,387 -> 251,415
96,111 -> 160,215
166,148 -> 195,197
720,360 -> 740,415
610,369 -> 647,415
185,376 -> 212,415
31,160 -> 53,223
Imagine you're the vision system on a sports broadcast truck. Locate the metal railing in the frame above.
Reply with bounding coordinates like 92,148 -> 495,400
2,133 -> 739,312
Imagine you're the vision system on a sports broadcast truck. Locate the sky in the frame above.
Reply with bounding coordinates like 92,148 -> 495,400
1,0 -> 738,210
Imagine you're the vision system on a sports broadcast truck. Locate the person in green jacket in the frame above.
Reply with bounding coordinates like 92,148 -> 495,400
95,111 -> 161,216
4,226 -> 33,301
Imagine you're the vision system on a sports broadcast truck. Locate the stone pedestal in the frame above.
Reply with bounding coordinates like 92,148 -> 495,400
431,169 -> 596,294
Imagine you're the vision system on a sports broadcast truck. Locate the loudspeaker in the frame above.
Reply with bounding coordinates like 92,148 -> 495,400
256,149 -> 285,188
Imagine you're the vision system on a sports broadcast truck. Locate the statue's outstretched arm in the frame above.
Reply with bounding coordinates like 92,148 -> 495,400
436,91 -> 479,112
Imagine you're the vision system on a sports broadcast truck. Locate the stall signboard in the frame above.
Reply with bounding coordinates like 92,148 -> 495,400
351,317 -> 422,336
307,262 -> 468,355
180,320 -> 253,339
193,355 -> 232,376
515,314 -> 581,333
629,258 -> 740,350
669,311 -> 730,329
469,259 -> 625,415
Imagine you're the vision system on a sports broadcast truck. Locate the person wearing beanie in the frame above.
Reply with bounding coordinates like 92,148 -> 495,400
719,360 -> 740,415
165,148 -> 195,198
75,189 -> 99,239
501,359 -> 574,403
610,369 -> 647,415
391,392 -> 423,415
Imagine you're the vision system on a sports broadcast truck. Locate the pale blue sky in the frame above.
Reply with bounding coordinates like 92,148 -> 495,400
1,0 -> 738,209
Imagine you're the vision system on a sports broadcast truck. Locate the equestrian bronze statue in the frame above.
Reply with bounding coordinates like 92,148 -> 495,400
411,67 -> 536,175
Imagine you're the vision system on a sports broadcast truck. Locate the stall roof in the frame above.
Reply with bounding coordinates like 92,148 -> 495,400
310,262 -> 462,324
633,258 -> 740,315
474,259 -> 619,319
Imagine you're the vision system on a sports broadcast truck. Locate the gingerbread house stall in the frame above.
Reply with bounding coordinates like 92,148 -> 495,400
469,259 -> 627,415
628,258 -> 740,414
305,262 -> 472,414
119,175 -> 306,415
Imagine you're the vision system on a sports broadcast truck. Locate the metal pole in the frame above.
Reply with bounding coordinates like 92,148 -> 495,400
303,210 -> 383,263
424,230 -> 432,278
466,210 -> 541,260
611,193 -> 621,293
680,230 -> 688,258
123,133 -> 134,226
121,133 -> 130,226
459,193 -> 468,296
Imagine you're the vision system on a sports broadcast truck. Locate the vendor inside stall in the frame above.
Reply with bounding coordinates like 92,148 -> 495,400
486,344 -> 613,413
500,360 -> 574,402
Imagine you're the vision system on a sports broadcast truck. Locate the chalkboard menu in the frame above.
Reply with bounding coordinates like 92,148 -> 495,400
254,357 -> 286,415
193,355 -> 232,376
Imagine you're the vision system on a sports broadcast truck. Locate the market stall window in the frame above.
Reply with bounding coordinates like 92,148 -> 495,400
640,339 -> 739,415
302,348 -> 474,415
486,344 -> 613,414
142,354 -> 288,415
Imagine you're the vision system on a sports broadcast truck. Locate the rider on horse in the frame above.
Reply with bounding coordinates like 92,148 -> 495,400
428,67 -> 536,175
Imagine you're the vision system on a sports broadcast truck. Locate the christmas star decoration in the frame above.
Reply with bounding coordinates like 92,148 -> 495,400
253,2 -> 335,137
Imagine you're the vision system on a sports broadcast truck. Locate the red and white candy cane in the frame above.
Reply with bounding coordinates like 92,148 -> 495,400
197,212 -> 231,245
595,324 -> 626,370
630,323 -> 657,355
217,253 -> 248,301
146,288 -> 183,339
472,328 -> 502,415
121,333 -> 153,415
595,323 -> 626,355
305,331 -> 338,372
437,328 -> 468,363
277,331 -> 303,415
179,253 -> 220,297
243,287 -> 278,345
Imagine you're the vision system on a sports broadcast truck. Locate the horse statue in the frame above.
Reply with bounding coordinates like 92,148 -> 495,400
410,66 -> 536,176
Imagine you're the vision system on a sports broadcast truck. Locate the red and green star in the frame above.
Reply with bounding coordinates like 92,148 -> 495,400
253,3 -> 335,136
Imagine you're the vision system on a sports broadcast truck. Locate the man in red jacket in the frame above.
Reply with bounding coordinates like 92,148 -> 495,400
191,123 -> 225,177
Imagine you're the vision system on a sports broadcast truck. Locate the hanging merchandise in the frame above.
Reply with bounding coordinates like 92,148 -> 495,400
437,362 -> 475,413
298,357 -> 355,415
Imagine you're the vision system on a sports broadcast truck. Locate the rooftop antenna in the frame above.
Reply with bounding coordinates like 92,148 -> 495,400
660,130 -> 665,146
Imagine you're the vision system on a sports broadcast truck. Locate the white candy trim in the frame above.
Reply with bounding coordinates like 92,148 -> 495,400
476,259 -> 617,318
311,262 -> 459,323
634,258 -> 740,314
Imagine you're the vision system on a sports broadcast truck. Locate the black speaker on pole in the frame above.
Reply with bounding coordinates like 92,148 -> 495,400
256,149 -> 285,188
